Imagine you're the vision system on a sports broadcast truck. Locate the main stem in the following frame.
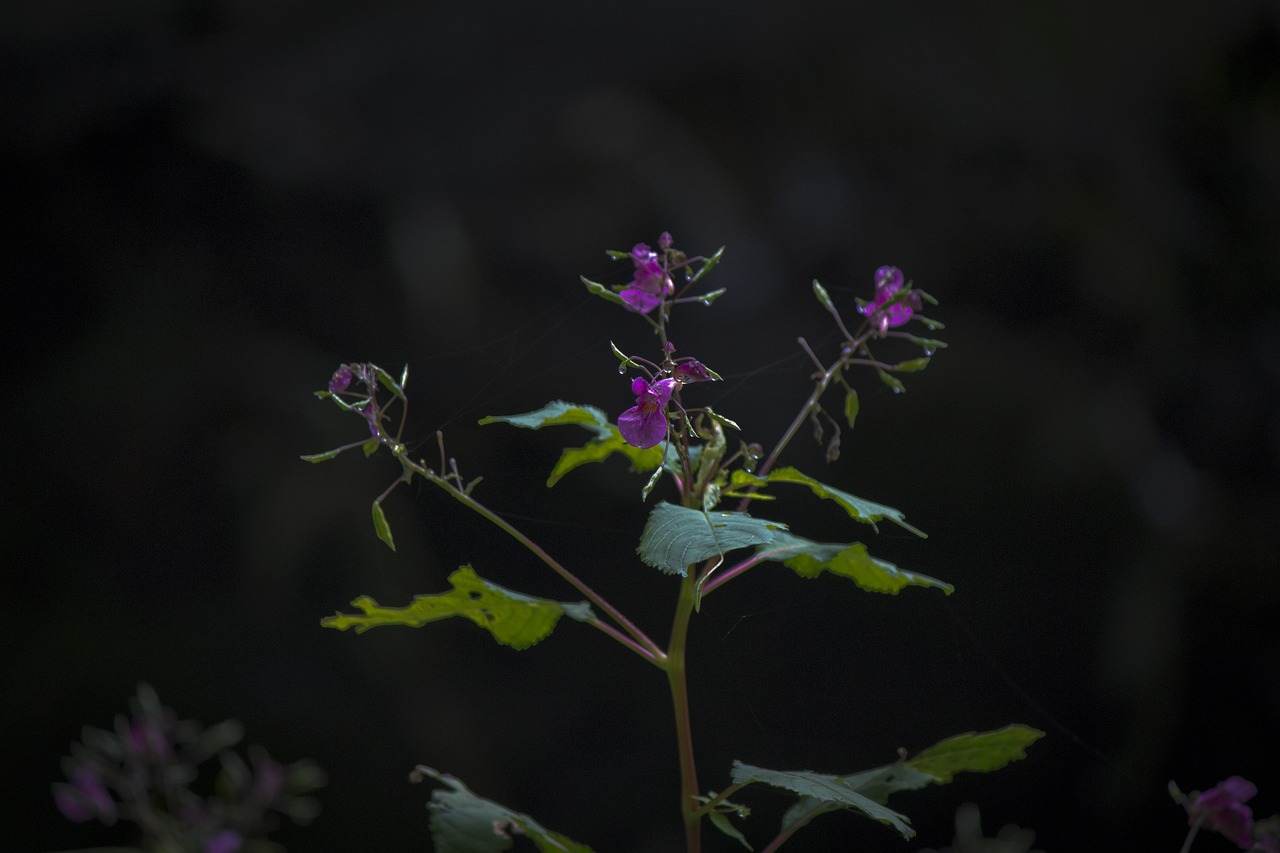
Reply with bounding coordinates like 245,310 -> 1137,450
667,569 -> 701,852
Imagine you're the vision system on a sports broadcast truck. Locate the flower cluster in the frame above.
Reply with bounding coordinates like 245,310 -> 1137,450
859,265 -> 922,334
1175,776 -> 1280,852
619,241 -> 675,314
54,685 -> 325,853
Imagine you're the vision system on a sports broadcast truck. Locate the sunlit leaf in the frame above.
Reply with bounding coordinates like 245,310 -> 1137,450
371,501 -> 395,551
877,369 -> 906,393
728,467 -> 925,537
756,532 -> 952,595
892,357 -> 931,373
729,762 -> 913,839
414,766 -> 593,852
321,566 -> 595,650
479,401 -> 613,440
637,503 -> 786,576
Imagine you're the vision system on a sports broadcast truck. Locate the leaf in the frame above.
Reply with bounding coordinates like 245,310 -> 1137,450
762,725 -> 1044,835
637,503 -> 787,576
697,287 -> 727,306
729,762 -> 914,839
892,357 -> 931,373
704,408 -> 740,431
581,276 -> 625,306
480,401 -> 664,486
371,500 -> 395,551
362,438 -> 380,457
321,566 -> 595,649
686,245 -> 726,286
415,766 -> 593,853
756,532 -> 953,595
708,812 -> 753,850
728,467 -> 925,537
905,725 -> 1044,783
843,390 -> 859,430
479,401 -> 613,440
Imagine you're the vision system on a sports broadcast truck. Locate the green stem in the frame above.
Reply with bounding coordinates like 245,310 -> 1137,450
668,569 -> 702,852
428,469 -> 665,662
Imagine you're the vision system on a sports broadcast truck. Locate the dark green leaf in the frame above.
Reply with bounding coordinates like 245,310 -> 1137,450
757,532 -> 952,595
637,503 -> 787,576
321,566 -> 595,649
581,276 -> 625,305
729,762 -> 913,839
728,467 -> 925,537
843,390 -> 859,430
371,501 -> 395,551
416,766 -> 594,852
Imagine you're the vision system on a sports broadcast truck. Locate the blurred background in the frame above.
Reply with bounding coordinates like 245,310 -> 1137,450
5,1 -> 1279,850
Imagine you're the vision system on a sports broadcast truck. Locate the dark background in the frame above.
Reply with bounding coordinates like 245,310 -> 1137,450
6,2 -> 1279,851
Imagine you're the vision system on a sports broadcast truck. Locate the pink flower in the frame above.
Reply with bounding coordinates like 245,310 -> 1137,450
53,767 -> 116,824
859,265 -> 921,334
1188,776 -> 1257,849
618,377 -> 676,448
619,244 -> 673,314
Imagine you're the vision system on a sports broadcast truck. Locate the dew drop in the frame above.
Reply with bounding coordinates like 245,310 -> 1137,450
618,364 -> 627,374
923,347 -> 935,357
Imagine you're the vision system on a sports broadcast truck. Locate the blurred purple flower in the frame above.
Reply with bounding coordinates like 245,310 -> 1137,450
859,265 -> 921,334
329,365 -> 353,393
672,360 -> 713,384
619,244 -> 672,314
204,829 -> 243,853
1188,776 -> 1256,849
53,767 -> 116,824
618,377 -> 676,448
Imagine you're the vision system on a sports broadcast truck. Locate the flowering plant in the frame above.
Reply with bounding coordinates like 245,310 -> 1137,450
305,234 -> 1042,851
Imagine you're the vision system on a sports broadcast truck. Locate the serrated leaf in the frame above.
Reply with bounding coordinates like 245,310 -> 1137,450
729,762 -> 913,839
371,501 -> 395,551
843,390 -> 859,430
892,357 -> 931,373
417,767 -> 594,853
906,725 -> 1044,782
728,467 -> 925,537
551,432 -> 665,487
321,566 -> 595,649
812,279 -> 835,312
581,276 -> 625,305
480,401 -> 613,440
301,447 -> 347,463
637,503 -> 787,576
756,532 -> 952,595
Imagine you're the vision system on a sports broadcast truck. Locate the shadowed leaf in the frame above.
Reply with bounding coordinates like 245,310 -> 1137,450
728,467 -> 925,537
755,532 -> 952,595
637,503 -> 786,576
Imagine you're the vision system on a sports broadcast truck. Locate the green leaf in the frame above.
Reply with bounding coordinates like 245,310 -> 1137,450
892,357 -> 931,373
914,315 -> 945,330
415,766 -> 594,852
728,467 -> 925,537
877,369 -> 906,393
301,447 -> 347,463
321,566 -> 595,649
729,762 -> 914,839
687,245 -> 726,286
609,340 -> 642,369
637,503 -> 787,576
905,335 -> 948,350
704,407 -> 740,432
697,287 -> 727,306
905,725 -> 1044,783
371,500 -> 395,551
362,438 -> 380,457
756,532 -> 953,595
708,811 -> 752,850
843,390 -> 859,430
479,401 -> 613,440
372,364 -> 405,398
581,275 -> 625,306
812,279 -> 835,312
765,725 -> 1044,832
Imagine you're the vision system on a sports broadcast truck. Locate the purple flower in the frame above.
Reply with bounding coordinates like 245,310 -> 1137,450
672,359 -> 713,384
328,365 -> 353,394
618,376 -> 676,448
204,829 -> 243,853
619,243 -> 673,314
859,265 -> 921,334
53,766 -> 117,824
1188,777 -> 1257,849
